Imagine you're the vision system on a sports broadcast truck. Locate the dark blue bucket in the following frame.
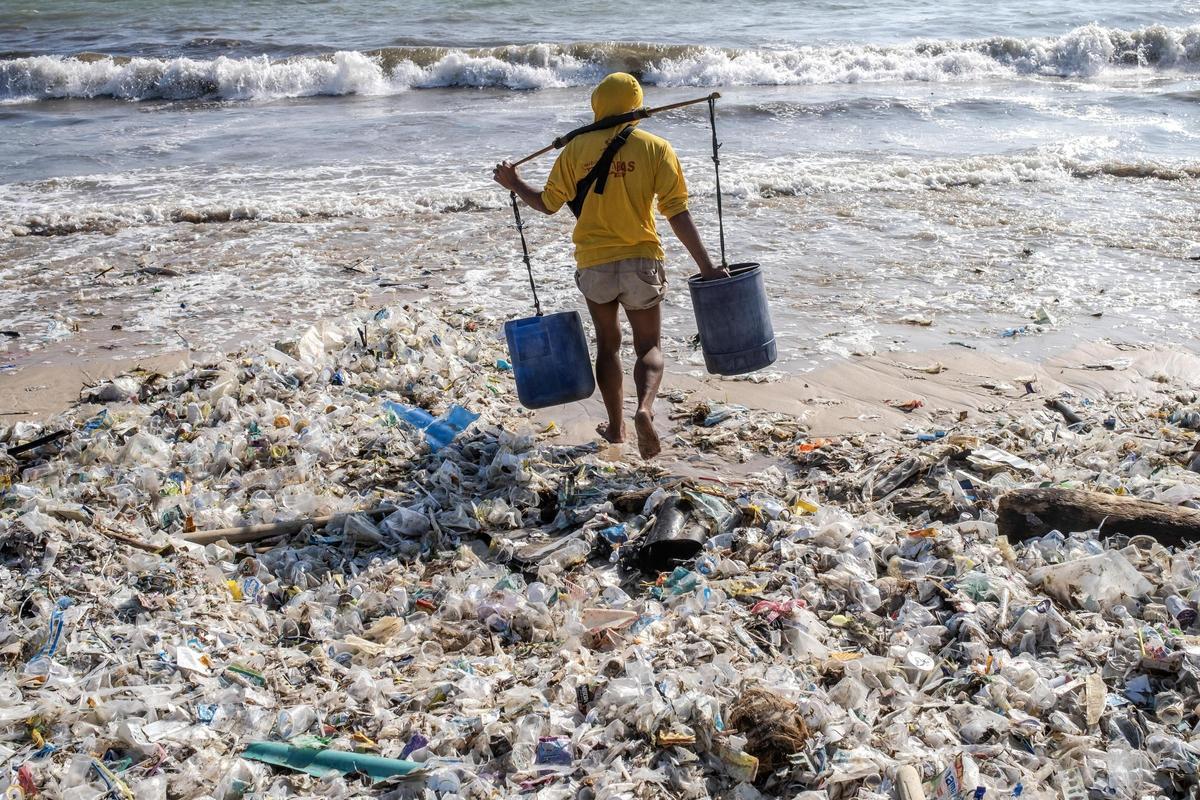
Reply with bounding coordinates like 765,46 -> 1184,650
504,310 -> 596,409
688,262 -> 777,376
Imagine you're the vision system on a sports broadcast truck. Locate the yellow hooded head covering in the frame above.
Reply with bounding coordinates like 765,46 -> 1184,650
591,72 -> 643,123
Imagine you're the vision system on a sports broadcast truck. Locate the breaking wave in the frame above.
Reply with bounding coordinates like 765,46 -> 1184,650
4,150 -> 1196,238
2,24 -> 1199,102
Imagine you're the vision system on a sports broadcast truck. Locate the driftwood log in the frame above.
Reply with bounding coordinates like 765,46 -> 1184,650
997,488 -> 1200,547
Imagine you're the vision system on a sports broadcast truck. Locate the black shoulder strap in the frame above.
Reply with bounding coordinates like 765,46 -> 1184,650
567,125 -> 635,219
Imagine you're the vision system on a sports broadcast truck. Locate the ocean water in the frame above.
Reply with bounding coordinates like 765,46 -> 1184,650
1,0 -> 1198,379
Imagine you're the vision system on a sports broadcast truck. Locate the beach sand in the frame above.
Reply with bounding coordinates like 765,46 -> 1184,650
8,314 -> 1194,477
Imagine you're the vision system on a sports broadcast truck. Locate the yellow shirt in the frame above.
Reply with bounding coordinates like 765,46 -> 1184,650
541,126 -> 689,269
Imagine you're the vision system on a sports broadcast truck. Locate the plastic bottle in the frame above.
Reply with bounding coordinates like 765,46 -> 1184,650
1166,594 -> 1197,627
509,714 -> 544,772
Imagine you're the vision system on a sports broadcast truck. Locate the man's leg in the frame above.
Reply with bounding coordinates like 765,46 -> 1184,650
585,297 -> 625,443
625,303 -> 663,459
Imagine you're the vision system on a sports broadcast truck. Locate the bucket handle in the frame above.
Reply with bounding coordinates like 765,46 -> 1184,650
510,191 -> 542,317
708,96 -> 727,270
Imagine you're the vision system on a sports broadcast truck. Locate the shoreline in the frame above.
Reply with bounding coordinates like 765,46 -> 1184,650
5,303 -> 1196,450
5,296 -> 1198,510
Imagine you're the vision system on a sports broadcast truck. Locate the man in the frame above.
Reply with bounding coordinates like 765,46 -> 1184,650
493,72 -> 727,459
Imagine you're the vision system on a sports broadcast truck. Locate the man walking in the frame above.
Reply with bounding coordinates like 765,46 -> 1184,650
493,72 -> 727,459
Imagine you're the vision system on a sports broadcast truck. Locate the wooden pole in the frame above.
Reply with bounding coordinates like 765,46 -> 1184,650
184,505 -> 395,546
510,92 -> 721,167
512,143 -> 558,168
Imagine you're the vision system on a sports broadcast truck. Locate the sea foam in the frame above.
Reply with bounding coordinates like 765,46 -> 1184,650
4,148 -> 1196,239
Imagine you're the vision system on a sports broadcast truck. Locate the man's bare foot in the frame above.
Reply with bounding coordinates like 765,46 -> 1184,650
634,409 -> 660,459
596,421 -> 625,444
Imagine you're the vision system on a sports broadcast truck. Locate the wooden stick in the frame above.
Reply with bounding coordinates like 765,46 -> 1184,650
184,505 -> 395,546
100,526 -> 166,554
342,255 -> 372,274
997,488 -> 1200,546
510,92 -> 721,167
512,143 -> 558,169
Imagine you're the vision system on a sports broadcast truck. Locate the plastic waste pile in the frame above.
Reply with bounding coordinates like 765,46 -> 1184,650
3,302 -> 1200,799
684,392 -> 1200,518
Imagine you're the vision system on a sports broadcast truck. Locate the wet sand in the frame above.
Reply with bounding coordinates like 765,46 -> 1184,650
530,339 -> 1199,468
1,351 -> 194,420
9,321 -> 1186,477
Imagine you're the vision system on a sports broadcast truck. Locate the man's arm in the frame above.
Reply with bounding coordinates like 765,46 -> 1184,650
493,161 -> 551,215
668,210 -> 729,280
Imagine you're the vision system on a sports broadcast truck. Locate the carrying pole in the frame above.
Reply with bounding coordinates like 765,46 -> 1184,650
708,96 -> 727,269
511,92 -> 721,167
510,191 -> 542,316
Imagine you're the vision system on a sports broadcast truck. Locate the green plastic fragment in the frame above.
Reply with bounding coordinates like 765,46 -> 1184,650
226,664 -> 266,685
241,741 -> 422,782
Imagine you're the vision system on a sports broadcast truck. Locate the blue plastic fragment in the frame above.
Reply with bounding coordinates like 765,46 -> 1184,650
599,524 -> 628,545
428,405 -> 481,450
31,743 -> 57,759
399,733 -> 429,760
29,597 -> 73,664
535,737 -> 572,766
495,358 -> 512,371
83,409 -> 109,431
383,400 -> 480,452
241,741 -> 420,782
703,403 -> 748,427
387,402 -> 434,429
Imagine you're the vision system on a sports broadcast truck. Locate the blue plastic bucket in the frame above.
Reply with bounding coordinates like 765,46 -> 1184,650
687,262 -> 777,376
504,310 -> 596,409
